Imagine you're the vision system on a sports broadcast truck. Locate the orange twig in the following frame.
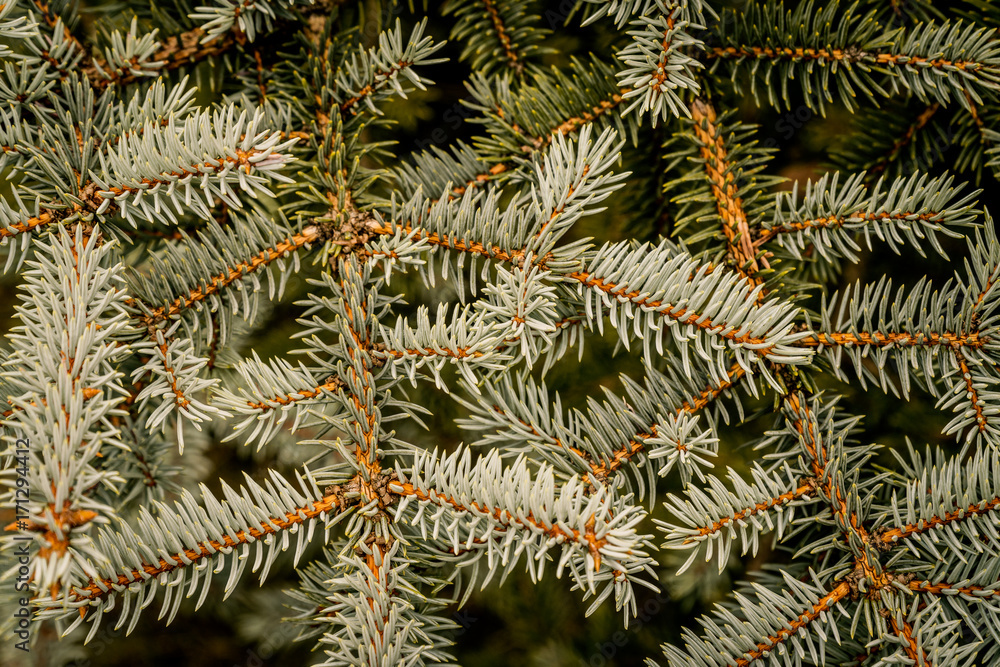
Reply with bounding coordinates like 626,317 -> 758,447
879,496 -> 1000,545
245,376 -> 346,411
733,581 -> 851,667
392,482 -> 614,571
755,211 -> 943,246
685,481 -> 817,542
69,491 -> 352,602
887,614 -> 930,666
867,104 -> 940,178
689,98 -> 761,278
707,45 -> 985,74
132,227 -> 319,324
910,579 -> 1000,598
481,0 -> 523,74
798,331 -> 986,349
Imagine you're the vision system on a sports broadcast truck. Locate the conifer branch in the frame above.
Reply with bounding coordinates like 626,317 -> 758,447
783,392 -> 866,539
68,487 -> 353,604
866,103 -> 940,179
661,574 -> 852,666
301,261 -> 437,657
393,482 -> 621,572
763,172 -> 978,264
337,269 -> 381,474
244,376 -> 346,412
215,353 -> 348,449
709,3 -> 1000,112
684,481 -> 817,543
616,6 -> 703,124
138,28 -> 235,80
132,226 -> 319,326
92,107 -> 296,226
582,361 -> 746,487
28,5 -> 234,91
758,210 -> 943,242
393,446 -> 655,616
689,97 -> 761,279
315,19 -> 445,123
720,33 -> 972,72
567,259 -> 805,368
735,581 -> 851,667
368,219 -> 540,265
879,496 -> 1000,545
1,225 -> 130,600
543,91 -> 627,147
444,64 -> 628,199
338,59 -> 419,116
470,0 -> 524,74
6,0 -> 1000,662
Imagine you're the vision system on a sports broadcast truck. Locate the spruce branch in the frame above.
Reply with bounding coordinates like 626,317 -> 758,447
5,0 -> 1000,663
448,57 -> 631,195
860,102 -> 941,180
444,0 -> 551,76
128,323 -> 226,451
92,106 -> 297,226
1,225 -> 130,602
661,466 -> 817,574
658,573 -> 852,667
688,97 -> 763,279
391,446 -> 657,620
762,171 -> 979,263
23,4 -> 234,90
708,1 -> 1000,112
127,214 -> 317,333
876,444 -> 1000,558
217,359 -> 345,450
662,97 -> 781,260
793,266 -> 1000,436
327,19 -> 446,119
288,545 -> 457,667
457,355 -> 746,500
572,239 -> 812,378
46,468 -> 345,638
616,6 -> 704,124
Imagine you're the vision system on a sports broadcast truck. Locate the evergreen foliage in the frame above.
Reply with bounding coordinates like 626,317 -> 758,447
0,0 -> 999,665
